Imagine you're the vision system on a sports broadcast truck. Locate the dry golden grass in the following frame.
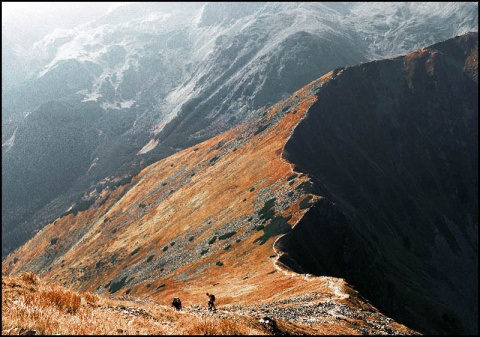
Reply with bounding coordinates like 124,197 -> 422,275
2,273 -> 269,335
181,315 -> 263,335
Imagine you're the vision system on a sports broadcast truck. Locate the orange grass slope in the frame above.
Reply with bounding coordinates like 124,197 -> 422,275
1,272 -> 267,335
1,73 -> 327,288
3,71 -> 419,335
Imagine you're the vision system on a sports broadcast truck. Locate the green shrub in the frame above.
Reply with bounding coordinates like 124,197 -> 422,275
106,175 -> 133,189
254,215 -> 292,245
109,276 -> 127,294
219,231 -> 236,240
258,198 -> 276,221
210,156 -> 220,165
254,123 -> 270,135
208,236 -> 218,244
146,255 -> 155,263
130,247 -> 140,256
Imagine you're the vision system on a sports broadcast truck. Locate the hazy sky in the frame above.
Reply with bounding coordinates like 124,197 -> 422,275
2,2 -> 128,21
2,2 -> 132,47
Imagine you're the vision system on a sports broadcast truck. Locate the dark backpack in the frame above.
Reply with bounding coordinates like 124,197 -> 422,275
210,294 -> 215,302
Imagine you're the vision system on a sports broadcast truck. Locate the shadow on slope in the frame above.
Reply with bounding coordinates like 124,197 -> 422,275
279,33 -> 478,335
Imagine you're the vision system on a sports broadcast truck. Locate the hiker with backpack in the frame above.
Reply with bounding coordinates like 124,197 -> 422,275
206,292 -> 216,311
172,297 -> 182,311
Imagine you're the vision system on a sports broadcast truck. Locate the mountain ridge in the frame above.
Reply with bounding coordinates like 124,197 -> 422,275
2,2 -> 478,259
3,32 -> 478,334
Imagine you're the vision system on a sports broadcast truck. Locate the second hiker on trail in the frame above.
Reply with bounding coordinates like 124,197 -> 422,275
206,292 -> 216,311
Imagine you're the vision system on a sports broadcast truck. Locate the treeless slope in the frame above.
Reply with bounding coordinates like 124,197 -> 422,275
280,32 -> 478,335
2,70 -> 418,334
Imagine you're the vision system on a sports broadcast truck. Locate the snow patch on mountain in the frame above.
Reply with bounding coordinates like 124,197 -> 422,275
137,138 -> 159,155
2,127 -> 17,151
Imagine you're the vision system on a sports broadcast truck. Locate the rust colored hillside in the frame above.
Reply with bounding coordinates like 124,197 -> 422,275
2,272 -> 417,335
2,69 -> 418,334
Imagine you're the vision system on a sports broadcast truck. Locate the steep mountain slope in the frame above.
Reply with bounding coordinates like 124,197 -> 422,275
2,2 -> 478,258
2,72 -> 419,335
3,33 -> 477,334
280,32 -> 478,335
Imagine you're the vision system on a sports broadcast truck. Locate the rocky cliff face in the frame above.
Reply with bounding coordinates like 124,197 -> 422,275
280,32 -> 478,335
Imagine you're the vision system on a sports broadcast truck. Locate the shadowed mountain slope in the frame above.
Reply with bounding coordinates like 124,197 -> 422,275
280,32 -> 478,335
3,33 -> 477,335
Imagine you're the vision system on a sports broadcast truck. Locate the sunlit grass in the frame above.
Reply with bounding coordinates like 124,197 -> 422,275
2,272 -> 266,335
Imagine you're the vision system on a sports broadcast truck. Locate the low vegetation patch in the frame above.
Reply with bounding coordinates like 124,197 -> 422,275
108,276 -> 127,294
255,224 -> 265,231
254,215 -> 292,245
287,173 -> 298,181
258,198 -> 276,222
254,123 -> 271,135
218,231 -> 236,240
209,156 -> 220,165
